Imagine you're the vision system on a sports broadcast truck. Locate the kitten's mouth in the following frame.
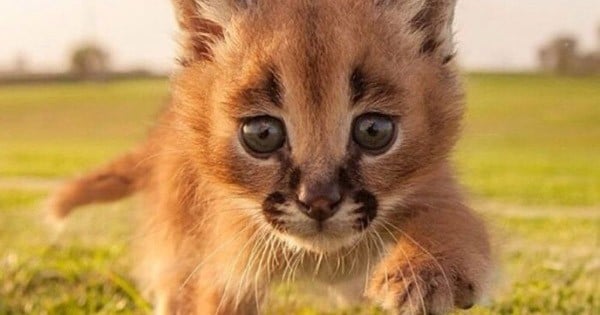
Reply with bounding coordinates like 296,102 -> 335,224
261,190 -> 378,253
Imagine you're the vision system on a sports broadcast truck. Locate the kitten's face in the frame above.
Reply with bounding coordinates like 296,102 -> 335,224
175,1 -> 462,253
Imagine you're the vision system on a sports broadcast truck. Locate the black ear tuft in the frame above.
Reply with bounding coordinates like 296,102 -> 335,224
376,0 -> 457,62
409,0 -> 457,60
172,0 -> 254,65
442,53 -> 456,65
172,0 -> 224,64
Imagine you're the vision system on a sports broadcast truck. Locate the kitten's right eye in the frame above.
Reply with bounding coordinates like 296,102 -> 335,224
352,113 -> 396,154
241,116 -> 286,157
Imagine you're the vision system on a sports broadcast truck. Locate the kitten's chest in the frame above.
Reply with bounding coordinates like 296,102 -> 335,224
272,241 -> 390,285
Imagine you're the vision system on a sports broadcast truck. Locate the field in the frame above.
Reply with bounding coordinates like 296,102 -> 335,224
0,74 -> 598,314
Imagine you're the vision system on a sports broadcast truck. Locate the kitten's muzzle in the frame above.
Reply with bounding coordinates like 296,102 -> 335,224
297,181 -> 342,222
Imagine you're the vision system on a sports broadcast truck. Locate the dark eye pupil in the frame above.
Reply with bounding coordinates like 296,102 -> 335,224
241,116 -> 286,156
353,113 -> 395,153
367,124 -> 378,137
259,128 -> 270,139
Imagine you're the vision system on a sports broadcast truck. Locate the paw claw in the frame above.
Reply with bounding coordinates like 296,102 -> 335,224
368,262 -> 477,315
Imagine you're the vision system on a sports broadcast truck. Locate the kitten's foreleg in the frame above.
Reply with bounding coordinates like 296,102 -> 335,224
366,201 -> 492,315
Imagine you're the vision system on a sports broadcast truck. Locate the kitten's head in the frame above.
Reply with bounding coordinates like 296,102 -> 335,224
172,0 -> 463,253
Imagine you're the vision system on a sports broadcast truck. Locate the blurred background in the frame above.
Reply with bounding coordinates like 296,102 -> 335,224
0,1 -> 598,314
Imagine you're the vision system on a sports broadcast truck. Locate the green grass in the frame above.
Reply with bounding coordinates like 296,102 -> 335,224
0,74 -> 599,314
0,79 -> 167,177
457,73 -> 600,206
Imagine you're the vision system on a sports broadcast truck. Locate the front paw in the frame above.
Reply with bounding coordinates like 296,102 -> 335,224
367,259 -> 476,315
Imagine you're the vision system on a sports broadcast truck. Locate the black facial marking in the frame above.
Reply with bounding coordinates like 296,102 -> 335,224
266,69 -> 282,106
338,167 -> 354,191
237,67 -> 283,109
276,152 -> 293,184
342,151 -> 364,187
288,168 -> 301,191
349,70 -> 400,106
265,191 -> 286,205
350,69 -> 367,103
262,192 -> 287,231
353,190 -> 378,230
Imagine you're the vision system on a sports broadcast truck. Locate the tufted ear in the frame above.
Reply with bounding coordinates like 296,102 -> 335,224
171,0 -> 252,65
378,0 -> 457,63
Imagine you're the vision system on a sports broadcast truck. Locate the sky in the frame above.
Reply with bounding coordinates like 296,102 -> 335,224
0,0 -> 599,73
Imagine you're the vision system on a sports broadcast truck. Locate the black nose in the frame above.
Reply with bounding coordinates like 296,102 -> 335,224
297,182 -> 342,222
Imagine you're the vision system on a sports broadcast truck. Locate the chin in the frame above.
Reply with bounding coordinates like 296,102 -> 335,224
276,225 -> 363,254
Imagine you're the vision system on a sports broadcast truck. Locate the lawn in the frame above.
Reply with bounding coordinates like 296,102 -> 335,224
0,74 -> 598,314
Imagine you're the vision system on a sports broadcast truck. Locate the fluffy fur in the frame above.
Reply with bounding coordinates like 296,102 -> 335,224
48,1 -> 492,314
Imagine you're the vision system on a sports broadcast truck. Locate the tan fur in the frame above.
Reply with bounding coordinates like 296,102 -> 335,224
48,1 -> 492,314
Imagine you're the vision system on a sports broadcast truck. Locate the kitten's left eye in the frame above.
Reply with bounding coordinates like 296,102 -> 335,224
241,116 -> 286,157
352,113 -> 396,154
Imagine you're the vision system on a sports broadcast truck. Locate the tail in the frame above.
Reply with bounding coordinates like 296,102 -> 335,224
46,145 -> 151,221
